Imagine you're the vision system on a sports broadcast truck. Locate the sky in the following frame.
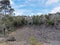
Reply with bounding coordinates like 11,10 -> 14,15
10,0 -> 60,16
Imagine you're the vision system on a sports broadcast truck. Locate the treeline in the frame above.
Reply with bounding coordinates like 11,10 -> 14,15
0,12 -> 60,33
1,15 -> 54,27
1,14 -> 59,27
0,14 -> 55,29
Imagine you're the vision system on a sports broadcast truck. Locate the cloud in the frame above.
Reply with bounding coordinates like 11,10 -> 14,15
10,0 -> 14,5
23,0 -> 45,7
29,13 -> 35,16
23,0 -> 36,7
50,6 -> 60,13
14,9 -> 26,16
14,10 -> 24,16
15,9 -> 42,16
31,13 -> 35,15
19,4 -> 26,8
37,13 -> 42,15
14,9 -> 33,16
10,0 -> 34,9
29,12 -> 42,16
46,0 -> 59,5
10,0 -> 60,16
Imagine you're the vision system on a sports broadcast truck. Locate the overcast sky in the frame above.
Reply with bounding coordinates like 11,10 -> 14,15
10,0 -> 60,16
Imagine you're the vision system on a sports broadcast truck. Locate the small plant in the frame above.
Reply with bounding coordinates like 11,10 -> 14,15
29,36 -> 35,45
47,20 -> 54,25
29,36 -> 42,45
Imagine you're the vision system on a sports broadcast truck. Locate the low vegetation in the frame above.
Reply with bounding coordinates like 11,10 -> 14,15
30,36 -> 42,45
0,13 -> 60,34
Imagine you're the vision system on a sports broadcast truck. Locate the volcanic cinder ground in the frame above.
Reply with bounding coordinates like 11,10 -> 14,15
1,25 -> 60,45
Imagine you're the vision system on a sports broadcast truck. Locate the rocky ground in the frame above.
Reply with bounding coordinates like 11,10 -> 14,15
0,25 -> 60,45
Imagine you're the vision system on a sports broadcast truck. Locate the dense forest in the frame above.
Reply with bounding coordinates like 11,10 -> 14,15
0,12 -> 60,32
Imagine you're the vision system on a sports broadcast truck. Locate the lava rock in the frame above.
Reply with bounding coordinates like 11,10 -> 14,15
6,36 -> 16,41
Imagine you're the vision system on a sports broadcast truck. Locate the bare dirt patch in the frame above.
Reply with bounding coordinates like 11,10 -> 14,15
1,25 -> 60,45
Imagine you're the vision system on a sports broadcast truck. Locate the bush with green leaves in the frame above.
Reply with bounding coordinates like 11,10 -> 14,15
32,15 -> 43,25
12,17 -> 22,27
29,36 -> 35,45
12,16 -> 27,27
29,36 -> 42,45
47,20 -> 54,25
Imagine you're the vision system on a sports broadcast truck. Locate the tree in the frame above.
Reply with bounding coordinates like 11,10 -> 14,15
0,0 -> 14,15
32,15 -> 43,25
9,8 -> 14,15
0,0 -> 14,37
45,15 -> 50,20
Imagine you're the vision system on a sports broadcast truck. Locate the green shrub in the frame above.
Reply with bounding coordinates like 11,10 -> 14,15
47,20 -> 54,25
29,36 -> 42,45
30,36 -> 35,45
32,15 -> 43,25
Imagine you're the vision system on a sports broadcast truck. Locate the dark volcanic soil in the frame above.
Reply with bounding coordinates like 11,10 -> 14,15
9,25 -> 60,45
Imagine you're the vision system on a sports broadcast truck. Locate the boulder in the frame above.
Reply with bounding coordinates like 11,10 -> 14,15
6,36 -> 16,41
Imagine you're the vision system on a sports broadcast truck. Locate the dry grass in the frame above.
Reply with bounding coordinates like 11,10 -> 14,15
0,42 -> 8,45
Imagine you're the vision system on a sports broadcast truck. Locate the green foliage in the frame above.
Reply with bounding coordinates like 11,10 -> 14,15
32,15 -> 43,25
12,17 -> 22,27
12,16 -> 27,27
30,36 -> 35,45
0,14 -> 55,31
56,17 -> 60,20
29,36 -> 42,45
0,0 -> 14,15
1,15 -> 27,29
21,17 -> 27,25
47,20 -> 54,25
45,15 -> 50,20
1,15 -> 15,32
